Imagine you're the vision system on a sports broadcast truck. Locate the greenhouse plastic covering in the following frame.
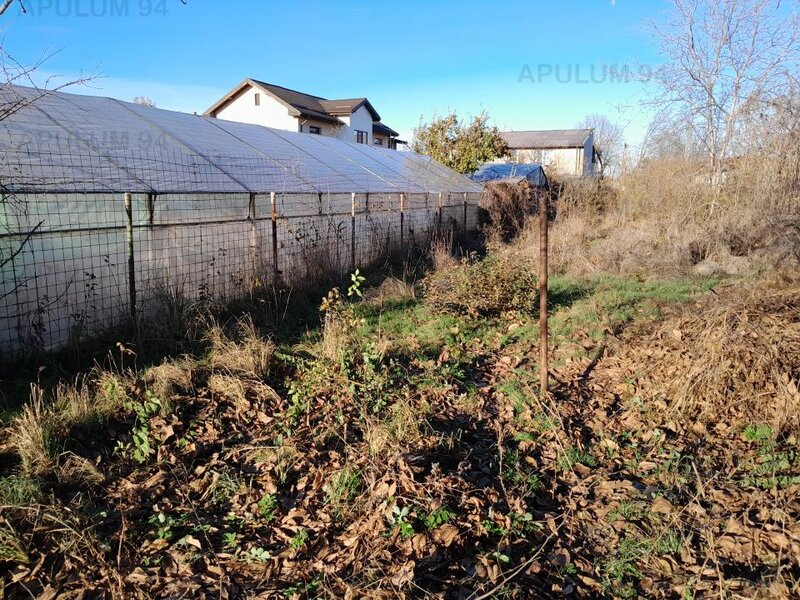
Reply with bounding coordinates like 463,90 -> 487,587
471,163 -> 548,187
0,85 -> 483,195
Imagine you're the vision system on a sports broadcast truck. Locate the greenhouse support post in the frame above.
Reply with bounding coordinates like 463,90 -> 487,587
399,192 -> 405,245
463,192 -> 468,237
271,192 -> 279,282
124,192 -> 137,319
351,192 -> 357,273
438,191 -> 443,233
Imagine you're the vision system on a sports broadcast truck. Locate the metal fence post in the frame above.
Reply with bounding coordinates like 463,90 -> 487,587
463,192 -> 468,237
351,192 -> 357,273
399,192 -> 405,246
438,191 -> 443,233
270,192 -> 279,282
146,193 -> 155,225
124,192 -> 137,319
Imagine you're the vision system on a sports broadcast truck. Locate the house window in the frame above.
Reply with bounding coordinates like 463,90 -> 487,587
254,93 -> 260,106
374,137 -> 383,146
309,126 -> 321,135
355,130 -> 368,144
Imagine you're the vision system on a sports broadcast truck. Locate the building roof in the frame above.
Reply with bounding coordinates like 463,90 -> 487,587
373,121 -> 399,137
319,98 -> 380,120
500,129 -> 593,149
1,85 -> 481,195
204,79 -> 384,127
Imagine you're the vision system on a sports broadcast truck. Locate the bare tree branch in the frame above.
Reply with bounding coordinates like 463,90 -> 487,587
645,0 -> 800,181
0,0 -> 25,16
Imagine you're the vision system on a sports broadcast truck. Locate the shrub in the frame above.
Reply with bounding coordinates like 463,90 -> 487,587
481,180 -> 533,242
424,250 -> 538,316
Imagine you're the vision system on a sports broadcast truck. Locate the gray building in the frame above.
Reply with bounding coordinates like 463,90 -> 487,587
499,129 -> 597,177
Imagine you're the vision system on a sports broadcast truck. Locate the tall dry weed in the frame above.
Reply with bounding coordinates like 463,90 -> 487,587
430,230 -> 457,272
480,180 -> 532,242
206,316 -> 275,379
10,385 -> 54,476
541,157 -> 800,277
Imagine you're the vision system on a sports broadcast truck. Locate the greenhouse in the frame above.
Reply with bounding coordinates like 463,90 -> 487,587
0,85 -> 482,359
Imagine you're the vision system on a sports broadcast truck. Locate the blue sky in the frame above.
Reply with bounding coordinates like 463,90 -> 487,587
3,0 -> 667,146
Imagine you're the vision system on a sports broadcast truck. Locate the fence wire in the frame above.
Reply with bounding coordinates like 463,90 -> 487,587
0,148 -> 481,361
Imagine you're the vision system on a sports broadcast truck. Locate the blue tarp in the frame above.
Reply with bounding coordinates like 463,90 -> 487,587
471,163 -> 548,187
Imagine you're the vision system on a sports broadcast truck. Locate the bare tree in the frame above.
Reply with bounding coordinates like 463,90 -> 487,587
133,96 -> 156,108
647,0 -> 800,183
577,113 -> 623,177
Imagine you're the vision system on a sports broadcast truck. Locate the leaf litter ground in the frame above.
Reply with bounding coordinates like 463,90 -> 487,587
1,277 -> 799,598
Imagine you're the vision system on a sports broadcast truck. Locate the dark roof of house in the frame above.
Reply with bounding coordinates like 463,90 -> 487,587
319,98 -> 380,120
204,79 -> 384,126
500,129 -> 593,149
373,121 -> 399,137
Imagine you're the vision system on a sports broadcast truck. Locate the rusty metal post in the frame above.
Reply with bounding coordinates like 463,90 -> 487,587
124,193 -> 136,319
351,192 -> 357,273
539,191 -> 549,397
270,192 -> 279,282
146,193 -> 155,226
463,191 -> 468,238
437,191 -> 443,233
399,192 -> 405,246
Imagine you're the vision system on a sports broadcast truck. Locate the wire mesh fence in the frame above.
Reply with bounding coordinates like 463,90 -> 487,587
0,86 -> 484,361
0,155 -> 481,362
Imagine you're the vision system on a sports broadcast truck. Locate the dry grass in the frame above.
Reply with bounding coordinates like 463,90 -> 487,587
373,275 -> 417,303
604,280 -> 800,436
660,283 -> 800,430
10,386 -> 54,476
143,358 -> 193,402
320,309 -> 349,363
206,315 -> 275,379
430,231 -> 457,272
365,398 -> 429,457
480,180 -> 532,242
54,378 -> 94,427
543,157 -> 800,278
10,374 -> 131,477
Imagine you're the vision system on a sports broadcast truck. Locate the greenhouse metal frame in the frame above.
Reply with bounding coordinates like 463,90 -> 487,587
0,86 -> 483,359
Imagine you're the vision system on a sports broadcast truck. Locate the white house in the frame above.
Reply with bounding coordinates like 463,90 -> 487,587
499,129 -> 597,177
203,78 -> 405,149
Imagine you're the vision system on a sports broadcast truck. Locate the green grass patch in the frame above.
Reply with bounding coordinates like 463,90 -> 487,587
0,476 -> 44,505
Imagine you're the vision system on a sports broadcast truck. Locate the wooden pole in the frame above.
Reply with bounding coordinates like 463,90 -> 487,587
539,191 -> 549,397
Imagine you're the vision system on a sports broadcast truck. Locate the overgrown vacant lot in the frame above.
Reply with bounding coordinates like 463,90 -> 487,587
1,255 -> 799,598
